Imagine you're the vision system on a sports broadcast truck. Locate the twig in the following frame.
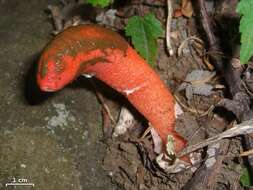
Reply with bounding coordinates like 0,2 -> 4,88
196,0 -> 253,174
240,149 -> 253,157
177,119 -> 253,157
174,94 -> 208,115
101,106 -> 112,136
140,122 -> 152,138
87,78 -> 116,124
183,121 -> 233,189
47,5 -> 63,34
197,0 -> 245,97
198,0 -> 223,72
166,0 -> 174,56
242,80 -> 253,97
178,36 -> 203,57
183,139 -> 230,189
203,55 -> 215,70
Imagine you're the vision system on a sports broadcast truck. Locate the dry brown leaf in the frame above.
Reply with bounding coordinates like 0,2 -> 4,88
181,0 -> 193,18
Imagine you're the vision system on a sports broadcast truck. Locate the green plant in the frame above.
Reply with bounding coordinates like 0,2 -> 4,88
86,0 -> 113,7
237,0 -> 253,64
125,13 -> 164,67
240,167 -> 253,187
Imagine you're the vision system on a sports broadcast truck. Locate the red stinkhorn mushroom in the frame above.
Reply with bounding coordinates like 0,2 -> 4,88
37,24 -> 187,161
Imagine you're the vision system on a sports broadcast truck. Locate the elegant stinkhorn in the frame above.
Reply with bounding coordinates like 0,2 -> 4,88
37,24 -> 187,161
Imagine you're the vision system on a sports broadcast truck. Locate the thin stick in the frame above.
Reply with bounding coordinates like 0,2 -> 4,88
178,36 -> 204,57
240,149 -> 253,157
141,123 -> 152,138
47,5 -> 63,34
197,0 -> 253,171
174,94 -> 206,115
177,119 -> 253,158
88,79 -> 116,124
166,0 -> 174,56
198,0 -> 223,72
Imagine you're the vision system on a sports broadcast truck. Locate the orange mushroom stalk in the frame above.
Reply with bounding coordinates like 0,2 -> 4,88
37,24 -> 187,161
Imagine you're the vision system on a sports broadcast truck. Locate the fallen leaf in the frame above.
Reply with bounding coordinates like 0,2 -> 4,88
96,9 -> 117,26
181,0 -> 193,18
178,70 -> 216,101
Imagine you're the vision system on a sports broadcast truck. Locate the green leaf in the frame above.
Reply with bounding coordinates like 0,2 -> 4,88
125,13 -> 164,67
240,167 -> 253,187
237,0 -> 253,64
86,0 -> 113,7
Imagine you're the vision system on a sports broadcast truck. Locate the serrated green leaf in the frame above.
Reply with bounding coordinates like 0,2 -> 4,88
86,0 -> 112,7
240,167 -> 253,187
125,13 -> 164,67
237,0 -> 253,64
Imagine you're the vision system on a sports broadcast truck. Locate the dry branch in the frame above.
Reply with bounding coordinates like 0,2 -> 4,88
177,119 -> 253,157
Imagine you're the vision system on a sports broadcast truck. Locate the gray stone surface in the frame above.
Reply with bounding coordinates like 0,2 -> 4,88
0,1 -> 115,189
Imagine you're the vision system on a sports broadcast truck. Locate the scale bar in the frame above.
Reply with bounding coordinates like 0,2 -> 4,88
6,183 -> 34,187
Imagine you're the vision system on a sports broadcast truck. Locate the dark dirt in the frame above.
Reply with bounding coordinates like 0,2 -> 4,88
0,0 -> 248,190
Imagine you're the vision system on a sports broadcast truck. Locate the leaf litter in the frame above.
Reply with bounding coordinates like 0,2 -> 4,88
44,0 -> 248,189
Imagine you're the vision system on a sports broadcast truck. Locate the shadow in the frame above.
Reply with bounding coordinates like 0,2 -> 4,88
212,106 -> 237,123
23,52 -> 146,126
113,0 -> 131,9
191,1 -> 241,98
72,76 -> 147,126
24,52 -> 146,139
191,1 -> 240,57
24,53 -> 54,105
65,3 -> 98,22
215,16 -> 240,56
72,77 -> 145,121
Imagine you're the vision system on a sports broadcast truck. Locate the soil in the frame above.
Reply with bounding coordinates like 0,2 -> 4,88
0,0 -> 248,190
